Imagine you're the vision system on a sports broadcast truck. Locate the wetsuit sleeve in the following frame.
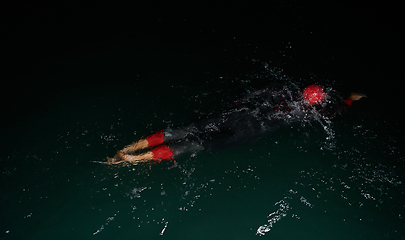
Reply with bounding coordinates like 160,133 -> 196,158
344,98 -> 354,107
320,97 -> 354,118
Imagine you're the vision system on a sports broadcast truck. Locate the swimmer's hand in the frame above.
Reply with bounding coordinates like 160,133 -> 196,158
350,92 -> 367,101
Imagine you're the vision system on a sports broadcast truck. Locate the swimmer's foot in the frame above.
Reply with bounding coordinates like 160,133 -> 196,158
106,153 -> 126,164
106,156 -> 118,164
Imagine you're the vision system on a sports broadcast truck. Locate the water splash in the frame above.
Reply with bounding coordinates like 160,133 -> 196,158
93,211 -> 119,235
256,189 -> 314,236
256,199 -> 291,236
159,220 -> 169,235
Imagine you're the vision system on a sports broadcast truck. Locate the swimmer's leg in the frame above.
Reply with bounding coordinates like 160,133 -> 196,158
121,130 -> 167,155
120,139 -> 149,154
122,127 -> 198,155
168,141 -> 204,157
107,131 -> 164,164
123,151 -> 154,164
109,144 -> 175,165
106,151 -> 153,165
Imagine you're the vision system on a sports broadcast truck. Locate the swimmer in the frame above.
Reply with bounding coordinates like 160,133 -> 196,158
106,85 -> 366,165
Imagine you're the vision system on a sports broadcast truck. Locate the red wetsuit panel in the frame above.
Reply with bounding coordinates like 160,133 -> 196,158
344,98 -> 354,107
150,144 -> 174,162
145,131 -> 165,148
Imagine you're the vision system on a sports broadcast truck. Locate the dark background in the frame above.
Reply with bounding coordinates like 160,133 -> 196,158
1,0 -> 403,132
1,2 -> 404,239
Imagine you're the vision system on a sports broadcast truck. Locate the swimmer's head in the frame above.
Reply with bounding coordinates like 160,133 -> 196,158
302,84 -> 326,105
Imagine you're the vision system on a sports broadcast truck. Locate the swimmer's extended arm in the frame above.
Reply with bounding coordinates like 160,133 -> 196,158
344,92 -> 367,107
323,92 -> 367,118
349,92 -> 367,101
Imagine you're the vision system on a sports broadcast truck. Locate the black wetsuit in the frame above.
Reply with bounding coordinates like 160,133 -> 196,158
156,85 -> 351,158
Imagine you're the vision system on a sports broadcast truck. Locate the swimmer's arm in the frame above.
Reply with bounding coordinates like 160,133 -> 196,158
325,92 -> 367,118
349,92 -> 367,101
344,92 -> 367,107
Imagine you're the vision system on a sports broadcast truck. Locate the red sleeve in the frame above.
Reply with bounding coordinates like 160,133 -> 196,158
344,98 -> 354,107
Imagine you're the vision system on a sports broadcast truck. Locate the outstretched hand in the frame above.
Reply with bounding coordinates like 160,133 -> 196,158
350,92 -> 367,101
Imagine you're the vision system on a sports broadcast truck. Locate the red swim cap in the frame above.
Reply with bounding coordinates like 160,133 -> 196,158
302,84 -> 325,105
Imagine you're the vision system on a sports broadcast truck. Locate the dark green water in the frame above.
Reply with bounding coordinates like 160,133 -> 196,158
1,2 -> 404,238
1,49 -> 404,240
